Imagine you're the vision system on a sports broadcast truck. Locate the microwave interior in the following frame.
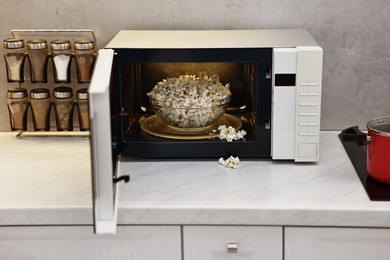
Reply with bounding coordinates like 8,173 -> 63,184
110,48 -> 272,158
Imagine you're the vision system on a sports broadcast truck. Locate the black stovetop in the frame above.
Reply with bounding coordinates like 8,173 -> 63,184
339,134 -> 390,201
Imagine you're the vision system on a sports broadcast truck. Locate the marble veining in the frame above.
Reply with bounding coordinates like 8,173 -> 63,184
117,132 -> 390,227
1,132 -> 390,227
0,133 -> 93,225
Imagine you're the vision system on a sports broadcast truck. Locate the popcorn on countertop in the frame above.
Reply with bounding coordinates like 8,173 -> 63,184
219,156 -> 240,169
218,125 -> 247,142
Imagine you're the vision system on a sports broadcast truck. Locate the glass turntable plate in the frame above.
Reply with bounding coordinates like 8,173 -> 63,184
140,114 -> 242,140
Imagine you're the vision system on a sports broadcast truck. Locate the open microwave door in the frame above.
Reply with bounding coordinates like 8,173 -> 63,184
89,49 -> 118,234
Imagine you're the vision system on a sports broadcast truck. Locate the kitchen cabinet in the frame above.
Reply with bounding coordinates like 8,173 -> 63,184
183,226 -> 283,260
285,227 -> 390,260
0,226 -> 181,260
4,225 -> 390,260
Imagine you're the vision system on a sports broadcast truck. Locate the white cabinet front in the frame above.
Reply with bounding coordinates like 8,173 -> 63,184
183,226 -> 283,260
0,226 -> 181,260
285,227 -> 390,260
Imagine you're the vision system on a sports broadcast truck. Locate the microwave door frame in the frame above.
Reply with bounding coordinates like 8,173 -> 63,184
89,49 -> 118,234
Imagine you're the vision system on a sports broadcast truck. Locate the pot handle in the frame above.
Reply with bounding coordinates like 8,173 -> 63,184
340,126 -> 367,145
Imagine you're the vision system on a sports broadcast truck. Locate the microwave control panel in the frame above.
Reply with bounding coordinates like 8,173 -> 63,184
272,46 -> 323,162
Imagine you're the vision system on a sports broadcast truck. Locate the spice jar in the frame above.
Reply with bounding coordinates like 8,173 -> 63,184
7,88 -> 29,131
30,88 -> 51,131
53,86 -> 74,131
27,39 -> 49,83
51,40 -> 72,83
76,88 -> 90,131
74,40 -> 95,83
3,39 -> 26,82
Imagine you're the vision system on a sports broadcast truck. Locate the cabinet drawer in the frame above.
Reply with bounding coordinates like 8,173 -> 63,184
285,227 -> 390,260
183,226 -> 283,260
0,225 -> 181,260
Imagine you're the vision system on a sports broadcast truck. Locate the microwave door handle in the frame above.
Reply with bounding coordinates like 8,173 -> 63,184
114,175 -> 130,183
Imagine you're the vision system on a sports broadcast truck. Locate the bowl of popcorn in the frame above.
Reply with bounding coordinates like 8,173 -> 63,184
147,74 -> 231,132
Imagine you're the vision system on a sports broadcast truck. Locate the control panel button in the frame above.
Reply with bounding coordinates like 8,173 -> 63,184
299,113 -> 309,116
300,82 -> 310,86
309,82 -> 319,86
309,93 -> 319,96
299,92 -> 309,96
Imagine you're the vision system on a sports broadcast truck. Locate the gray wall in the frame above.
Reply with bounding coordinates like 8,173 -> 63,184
1,0 -> 390,131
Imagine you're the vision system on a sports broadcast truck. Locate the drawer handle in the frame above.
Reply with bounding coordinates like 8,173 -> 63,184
227,243 -> 238,253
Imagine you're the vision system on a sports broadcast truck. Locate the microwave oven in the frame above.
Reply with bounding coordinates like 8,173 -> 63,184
88,29 -> 323,233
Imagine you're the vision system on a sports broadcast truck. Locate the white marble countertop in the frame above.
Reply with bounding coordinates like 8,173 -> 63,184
1,131 -> 390,228
0,132 -> 92,225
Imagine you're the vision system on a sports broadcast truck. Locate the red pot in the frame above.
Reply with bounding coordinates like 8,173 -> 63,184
341,117 -> 390,184
366,117 -> 390,183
